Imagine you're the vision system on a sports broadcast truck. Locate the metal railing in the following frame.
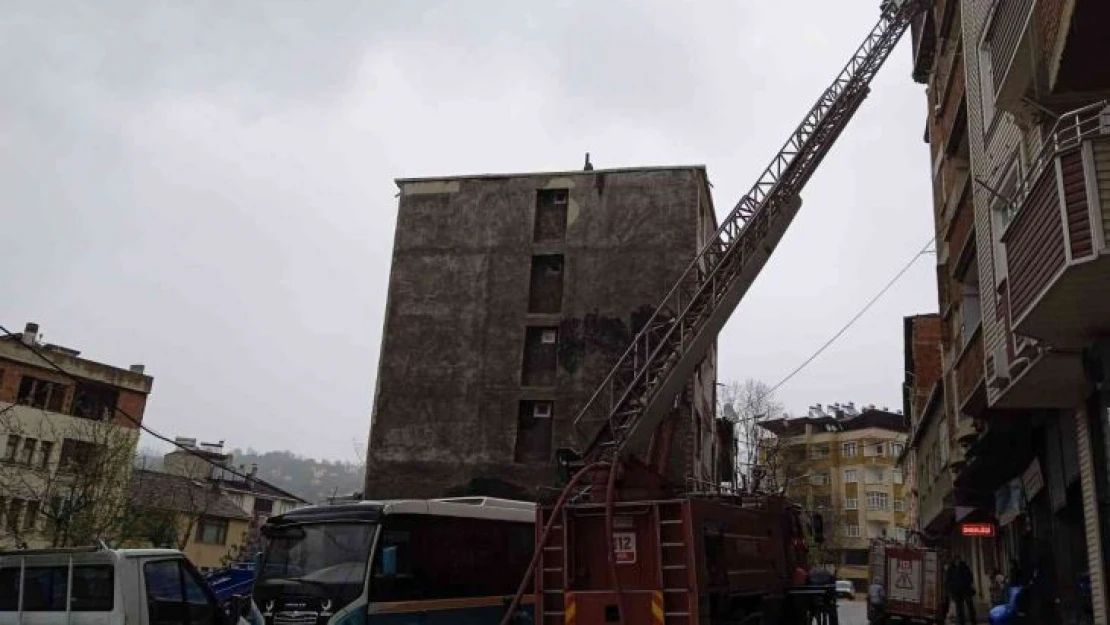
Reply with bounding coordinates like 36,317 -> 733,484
1004,101 -> 1110,224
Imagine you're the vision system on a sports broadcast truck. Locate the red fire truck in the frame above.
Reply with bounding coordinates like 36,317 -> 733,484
500,1 -> 932,623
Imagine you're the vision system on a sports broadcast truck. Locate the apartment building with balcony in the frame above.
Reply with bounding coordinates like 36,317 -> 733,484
910,0 -> 1110,621
759,405 -> 909,591
365,164 -> 720,500
0,322 -> 153,548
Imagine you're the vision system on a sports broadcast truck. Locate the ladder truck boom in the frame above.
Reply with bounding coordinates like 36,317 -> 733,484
571,0 -> 928,468
502,3 -> 931,624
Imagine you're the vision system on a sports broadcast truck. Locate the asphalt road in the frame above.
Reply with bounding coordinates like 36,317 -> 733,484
837,597 -> 868,625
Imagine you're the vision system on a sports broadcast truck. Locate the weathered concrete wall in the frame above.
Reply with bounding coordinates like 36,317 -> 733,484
365,167 -> 717,499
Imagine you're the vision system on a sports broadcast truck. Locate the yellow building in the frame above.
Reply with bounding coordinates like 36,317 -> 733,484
128,468 -> 252,571
759,404 -> 910,592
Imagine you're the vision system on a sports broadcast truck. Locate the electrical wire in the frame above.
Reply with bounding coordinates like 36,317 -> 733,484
725,236 -> 935,470
766,235 -> 936,397
0,325 -> 261,484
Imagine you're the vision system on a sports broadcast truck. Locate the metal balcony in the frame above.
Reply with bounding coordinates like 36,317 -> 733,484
1001,102 -> 1110,349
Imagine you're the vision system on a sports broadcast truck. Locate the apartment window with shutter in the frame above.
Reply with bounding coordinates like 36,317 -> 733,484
6,499 -> 24,532
20,438 -> 36,466
4,435 -> 19,461
38,441 -> 53,469
23,500 -> 39,530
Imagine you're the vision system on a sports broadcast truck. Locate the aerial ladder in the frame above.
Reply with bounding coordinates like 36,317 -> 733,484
503,1 -> 931,624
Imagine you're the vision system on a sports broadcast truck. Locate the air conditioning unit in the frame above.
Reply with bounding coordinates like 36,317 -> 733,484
533,402 -> 553,419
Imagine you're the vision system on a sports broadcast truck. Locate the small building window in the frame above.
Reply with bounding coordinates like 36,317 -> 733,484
533,189 -> 569,242
514,401 -> 554,463
894,498 -> 905,512
843,469 -> 857,484
844,524 -> 861,538
16,376 -> 67,412
845,498 -> 859,510
527,255 -> 565,313
522,327 -> 559,387
196,517 -> 229,545
841,442 -> 857,457
810,444 -> 830,459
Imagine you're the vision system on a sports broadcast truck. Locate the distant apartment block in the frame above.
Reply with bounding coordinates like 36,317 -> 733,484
366,165 -> 721,500
760,404 -> 909,592
0,322 -> 153,548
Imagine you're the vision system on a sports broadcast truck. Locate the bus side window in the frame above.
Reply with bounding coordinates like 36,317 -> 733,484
0,567 -> 20,611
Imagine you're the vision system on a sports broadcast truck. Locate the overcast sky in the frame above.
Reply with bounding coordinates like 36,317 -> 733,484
1,1 -> 937,462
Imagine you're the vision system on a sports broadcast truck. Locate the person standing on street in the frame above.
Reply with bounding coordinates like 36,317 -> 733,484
946,557 -> 977,625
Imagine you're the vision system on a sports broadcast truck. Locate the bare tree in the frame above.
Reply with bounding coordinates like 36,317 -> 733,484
0,402 -> 139,548
718,379 -> 784,490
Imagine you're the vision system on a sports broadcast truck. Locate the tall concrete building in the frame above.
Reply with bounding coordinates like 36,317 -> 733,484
908,0 -> 1110,620
365,165 -> 720,500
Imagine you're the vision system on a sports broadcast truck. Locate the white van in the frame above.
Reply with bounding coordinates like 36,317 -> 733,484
0,546 -> 238,625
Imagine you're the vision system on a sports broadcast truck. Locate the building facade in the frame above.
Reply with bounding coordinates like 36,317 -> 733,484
760,405 -> 910,592
161,438 -> 308,558
910,0 -> 1110,621
0,322 -> 153,548
366,165 -> 720,500
128,468 -> 252,572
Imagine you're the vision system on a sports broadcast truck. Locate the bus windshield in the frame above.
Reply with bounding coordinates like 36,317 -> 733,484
259,522 -> 375,590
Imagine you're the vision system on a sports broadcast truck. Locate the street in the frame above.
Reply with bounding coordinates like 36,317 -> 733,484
838,597 -> 868,625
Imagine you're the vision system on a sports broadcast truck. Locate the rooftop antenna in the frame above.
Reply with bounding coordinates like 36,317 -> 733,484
583,152 -> 594,171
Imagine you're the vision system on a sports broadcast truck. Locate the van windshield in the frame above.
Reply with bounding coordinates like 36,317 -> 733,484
259,523 -> 375,589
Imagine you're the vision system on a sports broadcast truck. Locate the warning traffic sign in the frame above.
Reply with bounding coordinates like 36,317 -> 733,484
887,558 -> 922,604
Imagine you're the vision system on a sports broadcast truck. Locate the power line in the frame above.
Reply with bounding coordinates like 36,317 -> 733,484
0,325 -> 259,484
766,236 -> 936,396
724,235 -> 934,431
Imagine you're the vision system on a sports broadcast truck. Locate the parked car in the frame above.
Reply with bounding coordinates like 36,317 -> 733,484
837,579 -> 855,600
0,545 -> 238,624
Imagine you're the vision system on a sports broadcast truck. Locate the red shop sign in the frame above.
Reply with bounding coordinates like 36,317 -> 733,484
961,523 -> 995,537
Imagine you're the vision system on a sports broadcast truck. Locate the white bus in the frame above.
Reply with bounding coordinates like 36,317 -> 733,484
244,497 -> 535,625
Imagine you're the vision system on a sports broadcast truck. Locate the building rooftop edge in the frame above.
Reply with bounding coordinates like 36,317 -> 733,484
394,164 -> 709,186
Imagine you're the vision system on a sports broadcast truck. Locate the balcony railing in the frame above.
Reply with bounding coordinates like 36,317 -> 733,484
1001,102 -> 1110,347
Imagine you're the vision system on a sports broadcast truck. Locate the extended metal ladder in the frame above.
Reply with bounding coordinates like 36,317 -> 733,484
573,0 -> 929,466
